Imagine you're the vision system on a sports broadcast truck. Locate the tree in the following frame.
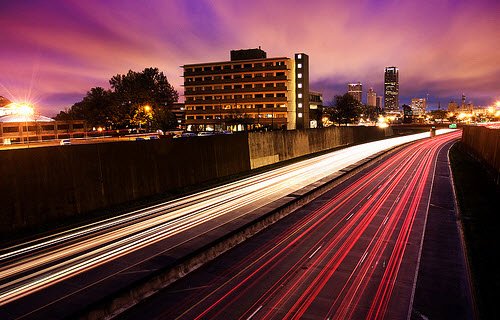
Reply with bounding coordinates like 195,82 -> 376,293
328,93 -> 362,125
110,67 -> 178,128
55,67 -> 179,130
152,107 -> 178,131
54,87 -> 113,128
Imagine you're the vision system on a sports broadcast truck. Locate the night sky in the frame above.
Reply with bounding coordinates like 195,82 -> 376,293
1,0 -> 499,116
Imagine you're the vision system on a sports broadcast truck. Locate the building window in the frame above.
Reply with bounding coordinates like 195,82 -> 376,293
298,73 -> 302,79
298,103 -> 303,108
265,93 -> 274,98
298,93 -> 303,98
298,83 -> 302,88
298,112 -> 303,118
297,63 -> 302,69
297,54 -> 302,59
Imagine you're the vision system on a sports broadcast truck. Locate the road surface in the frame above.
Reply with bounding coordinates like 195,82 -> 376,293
119,130 -> 470,320
0,130 -> 456,319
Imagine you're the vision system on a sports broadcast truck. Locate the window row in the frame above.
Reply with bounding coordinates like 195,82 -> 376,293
186,113 -> 287,120
185,72 -> 287,83
185,93 -> 287,102
186,61 -> 287,73
185,103 -> 288,111
186,82 -> 287,92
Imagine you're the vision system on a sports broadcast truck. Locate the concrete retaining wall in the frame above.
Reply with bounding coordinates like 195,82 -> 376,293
248,126 -> 393,169
1,126 -> 395,236
0,134 -> 251,235
461,126 -> 500,183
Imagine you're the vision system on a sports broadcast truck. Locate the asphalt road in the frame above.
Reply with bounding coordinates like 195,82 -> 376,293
119,130 -> 471,320
0,129 -> 458,319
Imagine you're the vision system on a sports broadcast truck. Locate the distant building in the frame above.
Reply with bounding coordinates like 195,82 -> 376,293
376,96 -> 383,113
309,91 -> 323,128
384,67 -> 399,112
171,102 -> 186,129
448,100 -> 458,112
0,103 -> 86,144
367,88 -> 376,107
182,48 -> 311,131
411,98 -> 426,116
348,82 -> 363,104
0,96 -> 11,108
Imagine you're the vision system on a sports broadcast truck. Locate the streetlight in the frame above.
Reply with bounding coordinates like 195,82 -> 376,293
17,102 -> 34,145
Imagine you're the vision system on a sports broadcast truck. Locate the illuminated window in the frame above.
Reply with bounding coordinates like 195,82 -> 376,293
297,63 -> 302,69
298,73 -> 302,79
298,83 -> 302,88
298,93 -> 302,98
297,54 -> 302,59
298,112 -> 303,118
298,103 -> 303,108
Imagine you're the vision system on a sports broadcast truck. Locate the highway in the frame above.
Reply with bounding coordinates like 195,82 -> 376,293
0,129 -> 455,318
119,130 -> 463,319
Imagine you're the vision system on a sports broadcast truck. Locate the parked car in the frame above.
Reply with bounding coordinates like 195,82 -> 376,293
180,132 -> 197,138
197,132 -> 215,136
59,139 -> 71,145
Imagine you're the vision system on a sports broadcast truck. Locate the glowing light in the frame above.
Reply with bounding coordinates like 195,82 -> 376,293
144,105 -> 151,112
496,101 -> 500,108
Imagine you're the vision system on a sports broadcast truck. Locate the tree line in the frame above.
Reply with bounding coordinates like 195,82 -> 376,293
55,67 -> 179,131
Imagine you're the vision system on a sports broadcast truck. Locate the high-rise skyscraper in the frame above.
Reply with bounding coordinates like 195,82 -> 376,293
384,67 -> 399,112
348,82 -> 362,103
367,88 -> 376,107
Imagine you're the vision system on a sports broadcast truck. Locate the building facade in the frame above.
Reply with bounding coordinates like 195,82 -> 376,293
348,82 -> 363,104
367,88 -> 376,107
182,48 -> 310,131
411,98 -> 427,116
384,67 -> 399,112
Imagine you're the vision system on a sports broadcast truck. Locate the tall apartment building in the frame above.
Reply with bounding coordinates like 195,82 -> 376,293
182,48 -> 310,131
367,88 -> 376,107
384,67 -> 399,112
348,82 -> 363,103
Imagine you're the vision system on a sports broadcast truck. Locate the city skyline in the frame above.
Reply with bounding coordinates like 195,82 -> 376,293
0,0 -> 499,116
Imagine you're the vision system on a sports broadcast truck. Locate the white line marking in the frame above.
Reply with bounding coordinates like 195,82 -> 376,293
360,251 -> 368,263
346,213 -> 354,221
309,245 -> 322,259
383,216 -> 389,225
247,305 -> 263,320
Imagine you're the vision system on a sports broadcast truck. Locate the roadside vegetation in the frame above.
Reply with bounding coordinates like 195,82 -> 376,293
449,141 -> 500,320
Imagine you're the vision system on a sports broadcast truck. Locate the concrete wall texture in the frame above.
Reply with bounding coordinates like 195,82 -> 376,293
1,126 -> 393,235
249,126 -> 393,169
0,134 -> 251,235
461,126 -> 500,182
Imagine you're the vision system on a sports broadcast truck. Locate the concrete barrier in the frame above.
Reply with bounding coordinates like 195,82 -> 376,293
461,125 -> 500,183
0,134 -> 251,236
0,126 -> 395,237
